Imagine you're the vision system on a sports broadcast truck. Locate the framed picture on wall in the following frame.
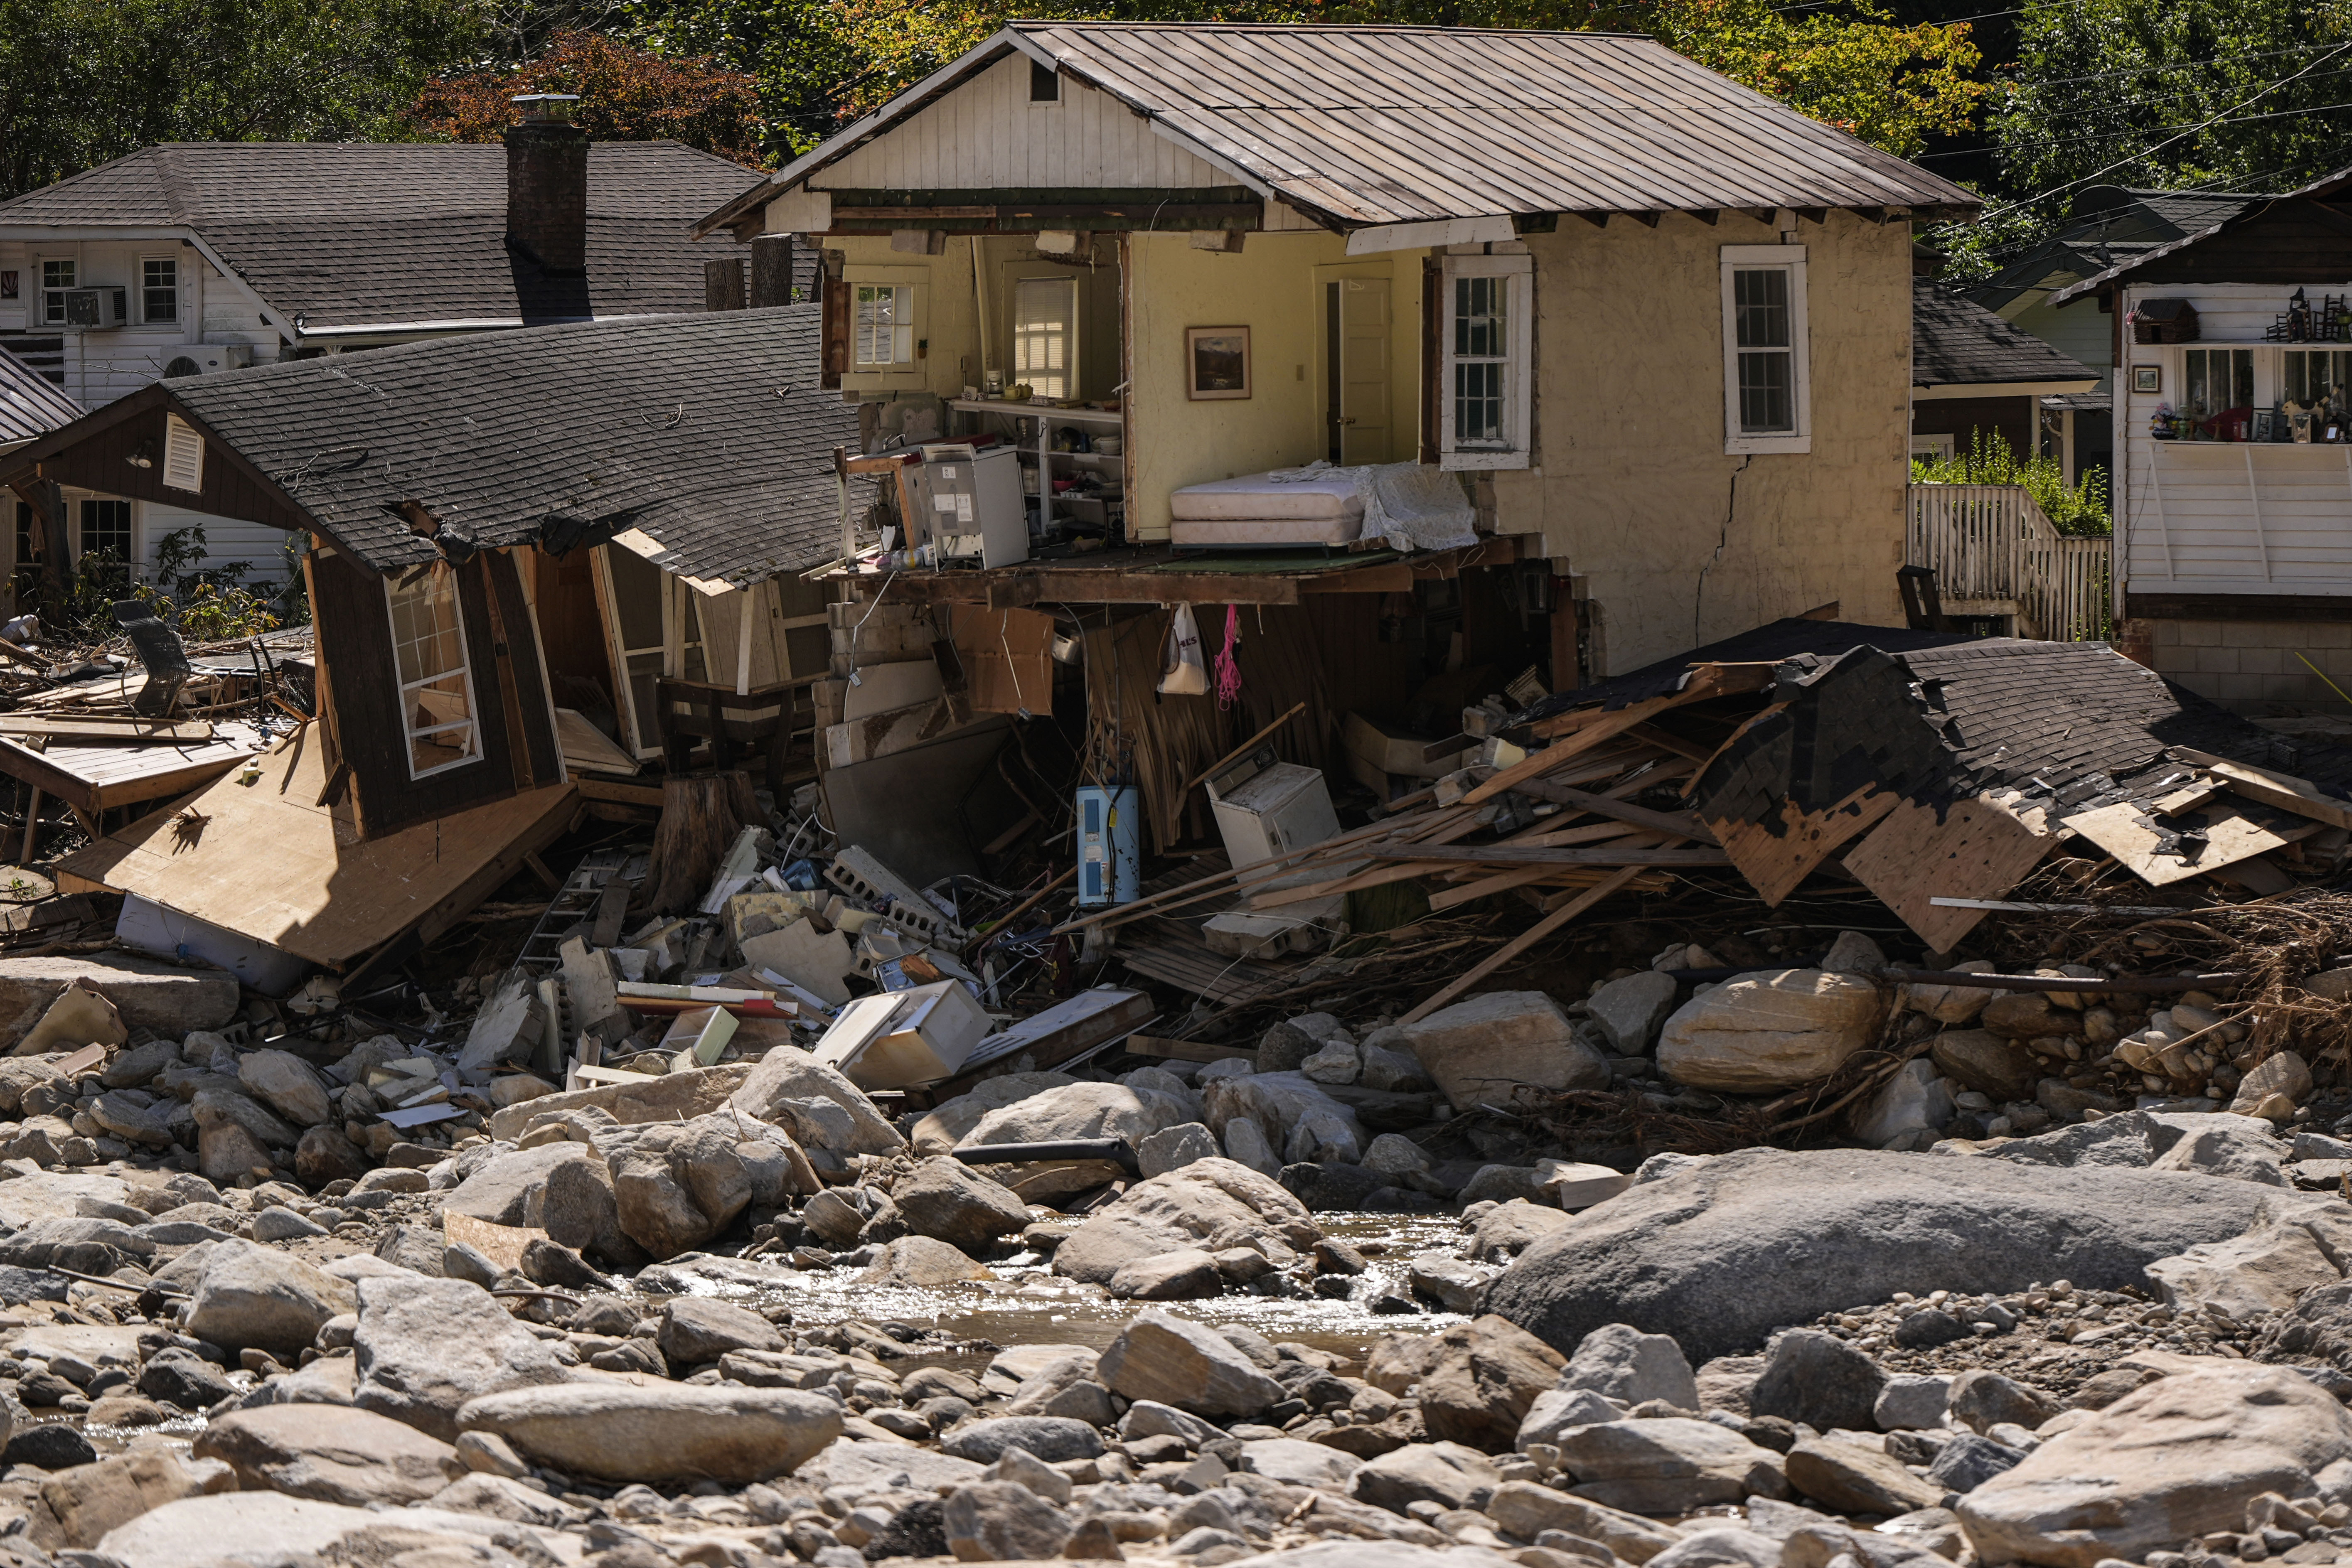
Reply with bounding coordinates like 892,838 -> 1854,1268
2132,365 -> 2161,394
1186,327 -> 1251,400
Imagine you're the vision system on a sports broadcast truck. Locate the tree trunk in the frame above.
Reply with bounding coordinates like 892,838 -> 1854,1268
645,769 -> 763,913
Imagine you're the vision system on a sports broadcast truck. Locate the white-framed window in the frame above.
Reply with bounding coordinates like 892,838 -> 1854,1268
2285,349 -> 2351,407
1437,251 -> 1533,471
77,498 -> 133,564
141,256 -> 177,324
39,259 -> 74,326
1012,275 -> 1078,400
854,284 -> 914,370
385,565 -> 481,779
2182,347 -> 2255,420
1721,245 -> 1811,454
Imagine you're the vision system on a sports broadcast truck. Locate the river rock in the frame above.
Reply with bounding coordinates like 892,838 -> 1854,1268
0,954 -> 237,1045
1242,1436 -> 1363,1489
1656,971 -> 1885,1091
1956,1366 -> 2352,1567
1589,972 -> 1680,1052
860,1235 -> 994,1286
607,1116 -> 755,1258
458,1381 -> 844,1483
1948,1371 -> 2057,1435
910,1072 -> 1079,1155
1139,1122 -> 1221,1178
1223,1116 -> 1282,1177
1930,1029 -> 2042,1102
1097,1308 -> 1286,1418
892,1157 -> 1031,1252
2146,1218 -> 2340,1322
486,1062 -> 753,1141
943,1479 -> 1073,1559
1552,1418 -> 1789,1511
1558,1322 -> 1700,1409
962,1080 -> 1195,1199
940,1416 -> 1107,1465
236,1050 -> 332,1128
1925,1433 -> 2025,1494
1052,1158 -> 1319,1286
352,1274 -> 573,1441
731,1048 -> 904,1154
184,1241 -> 356,1357
658,1297 -> 786,1366
1204,1071 -> 1368,1166
1470,1199 -> 1574,1262
1350,1441 -> 1501,1513
1484,1147 -> 2302,1362
2231,1050 -> 2313,1116
1399,992 -> 1608,1113
1108,1246 -> 1224,1300
1853,1059 -> 1955,1147
1484,1481 -> 1683,1562
1415,1314 -> 1567,1452
1784,1438 -> 1942,1515
192,1404 -> 459,1506
41,1451 -> 213,1552
441,1141 -> 590,1228
1750,1329 -> 1887,1432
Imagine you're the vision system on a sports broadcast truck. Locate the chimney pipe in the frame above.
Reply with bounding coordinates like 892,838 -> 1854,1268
504,93 -> 586,275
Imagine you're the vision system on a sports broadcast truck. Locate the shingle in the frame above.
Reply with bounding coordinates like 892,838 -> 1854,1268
0,143 -> 767,330
1913,278 -> 2098,388
163,305 -> 865,585
0,347 -> 80,448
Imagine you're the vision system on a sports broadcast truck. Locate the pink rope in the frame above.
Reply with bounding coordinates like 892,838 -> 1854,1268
1213,602 -> 1243,710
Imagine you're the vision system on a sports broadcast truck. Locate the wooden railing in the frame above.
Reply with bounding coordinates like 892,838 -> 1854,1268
1907,483 -> 2111,643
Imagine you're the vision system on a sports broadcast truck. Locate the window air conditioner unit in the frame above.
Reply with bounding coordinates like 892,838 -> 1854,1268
60,288 -> 128,330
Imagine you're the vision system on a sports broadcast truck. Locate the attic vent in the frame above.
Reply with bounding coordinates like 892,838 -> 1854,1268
162,414 -> 205,494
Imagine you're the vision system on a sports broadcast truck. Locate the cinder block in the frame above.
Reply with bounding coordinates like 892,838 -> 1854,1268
2177,621 -> 2224,647
2196,648 -> 2241,674
2263,673 -> 2312,702
2306,623 -> 2352,650
2153,620 -> 2183,646
2239,648 -> 2286,675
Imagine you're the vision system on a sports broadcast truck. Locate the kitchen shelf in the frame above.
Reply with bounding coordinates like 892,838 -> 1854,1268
949,398 -> 1125,426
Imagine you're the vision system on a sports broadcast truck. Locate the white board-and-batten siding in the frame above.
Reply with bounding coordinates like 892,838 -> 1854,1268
2119,281 -> 2352,597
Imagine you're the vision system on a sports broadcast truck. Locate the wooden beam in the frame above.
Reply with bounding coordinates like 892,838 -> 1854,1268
2178,749 -> 2352,832
1400,865 -> 1644,1025
1351,840 -> 1728,867
1503,779 -> 1716,843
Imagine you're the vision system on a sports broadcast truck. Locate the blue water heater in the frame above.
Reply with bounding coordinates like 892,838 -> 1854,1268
1075,785 -> 1141,907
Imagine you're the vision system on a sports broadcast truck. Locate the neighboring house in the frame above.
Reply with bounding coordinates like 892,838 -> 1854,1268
1912,276 -> 2099,467
1967,186 -> 2262,486
0,307 -> 864,843
2046,163 -> 2352,711
0,100 -> 769,587
694,22 -> 1977,678
0,346 -> 78,458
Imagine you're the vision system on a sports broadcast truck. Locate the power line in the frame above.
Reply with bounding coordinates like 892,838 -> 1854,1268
1919,87 -> 2352,160
1994,39 -> 2348,97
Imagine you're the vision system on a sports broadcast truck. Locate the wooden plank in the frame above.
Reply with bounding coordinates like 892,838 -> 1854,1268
0,718 -> 214,743
577,779 -> 664,807
1505,780 -> 1716,843
1467,665 -> 1769,809
1121,1034 -> 1256,1064
2178,749 -> 2352,833
0,736 -> 100,813
1623,721 -> 1713,764
2059,799 -> 2319,887
1351,841 -> 1730,867
1842,794 -> 2059,951
1705,784 -> 1900,907
1400,866 -> 1644,1025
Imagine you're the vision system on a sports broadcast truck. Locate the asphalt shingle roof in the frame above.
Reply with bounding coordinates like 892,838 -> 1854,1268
0,347 -> 80,449
1913,278 -> 2099,389
702,22 -> 1979,236
0,143 -> 766,331
155,305 -> 865,584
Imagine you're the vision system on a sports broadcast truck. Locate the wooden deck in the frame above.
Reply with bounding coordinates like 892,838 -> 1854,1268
0,732 -> 251,815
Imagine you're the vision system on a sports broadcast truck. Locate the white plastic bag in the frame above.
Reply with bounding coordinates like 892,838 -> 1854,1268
1158,603 -> 1208,696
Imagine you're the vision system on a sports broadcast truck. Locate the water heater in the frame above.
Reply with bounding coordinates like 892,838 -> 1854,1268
1075,785 -> 1140,907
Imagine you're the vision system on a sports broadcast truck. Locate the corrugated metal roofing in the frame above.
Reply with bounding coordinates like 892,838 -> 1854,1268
0,347 -> 80,450
700,23 -> 1979,236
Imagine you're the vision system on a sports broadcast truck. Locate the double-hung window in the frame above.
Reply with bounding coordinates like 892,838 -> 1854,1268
141,257 -> 177,324
837,266 -> 925,391
1721,246 -> 1811,454
2184,347 -> 2255,420
1435,251 -> 1533,470
39,260 -> 74,327
854,284 -> 913,371
78,499 -> 132,565
1013,275 -> 1078,400
386,566 -> 481,778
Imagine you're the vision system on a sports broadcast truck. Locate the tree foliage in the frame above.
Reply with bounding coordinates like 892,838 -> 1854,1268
408,28 -> 765,162
0,0 -> 481,199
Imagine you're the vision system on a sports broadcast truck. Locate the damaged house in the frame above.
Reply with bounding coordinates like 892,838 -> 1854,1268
0,305 -> 862,986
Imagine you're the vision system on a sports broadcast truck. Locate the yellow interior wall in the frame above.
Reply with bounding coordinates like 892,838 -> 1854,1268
1124,230 -> 1423,542
833,236 -> 978,399
1493,210 -> 1913,673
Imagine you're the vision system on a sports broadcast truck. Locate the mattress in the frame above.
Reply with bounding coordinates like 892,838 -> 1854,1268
1171,515 -> 1359,546
1170,472 -> 1365,522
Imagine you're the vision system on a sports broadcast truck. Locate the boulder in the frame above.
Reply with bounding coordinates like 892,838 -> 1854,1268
458,1381 -> 844,1483
485,1062 -> 753,1141
352,1275 -> 573,1441
1875,1374 -> 1953,1432
1138,1122 -> 1222,1178
942,1480 -> 1073,1560
1470,1199 -> 1574,1263
1557,1322 -> 1700,1410
729,1048 -> 904,1154
1979,993 -> 2072,1041
939,1416 -> 1106,1465
1415,1314 -> 1567,1452
2147,1219 -> 2341,1322
1516,1387 -> 1627,1450
657,1298 -> 786,1366
1108,1247 -> 1225,1300
192,1404 -> 459,1507
605,1116 -> 753,1258
962,1080 -> 1194,1199
910,1072 -> 1079,1155
1656,971 -> 1885,1091
237,1050 -> 332,1127
1484,1147 -> 2304,1362
1399,992 -> 1609,1113
859,1235 -> 994,1286
1222,1116 -> 1282,1177
1242,1436 -> 1363,1489
1784,1438 -> 1943,1515
1749,1330 -> 1887,1433
2150,1117 -> 2289,1185
1926,1433 -> 2025,1494
1203,1071 -> 1368,1166
440,1142 -> 590,1229
1052,1158 -> 1319,1287
1956,1367 -> 2352,1567
1930,1030 -> 2042,1102
0,954 -> 237,1047
1484,1480 -> 1683,1561
893,1157 -> 1031,1253
1550,1418 -> 1789,1512
1097,1308 -> 1286,1418
293,1125 -> 371,1187
1590,972 -> 1680,1052
1349,1441 -> 1500,1513
1852,1060 -> 1956,1148
1948,1371 -> 2057,1435
39,1451 -> 210,1552
1901,962 -> 2000,1025
184,1241 -> 355,1357
2233,1051 -> 2315,1116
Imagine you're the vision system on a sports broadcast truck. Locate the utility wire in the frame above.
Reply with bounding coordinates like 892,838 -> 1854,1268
1919,91 -> 2352,160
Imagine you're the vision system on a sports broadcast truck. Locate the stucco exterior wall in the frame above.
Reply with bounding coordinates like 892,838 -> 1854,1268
1496,209 -> 1914,674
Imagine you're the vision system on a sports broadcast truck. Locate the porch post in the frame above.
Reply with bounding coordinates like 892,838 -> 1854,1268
736,587 -> 754,697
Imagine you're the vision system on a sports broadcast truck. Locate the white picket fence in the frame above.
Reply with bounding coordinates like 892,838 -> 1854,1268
1907,483 -> 2111,643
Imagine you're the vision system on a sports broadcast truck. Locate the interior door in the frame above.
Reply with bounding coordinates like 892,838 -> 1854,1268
1327,277 -> 1393,463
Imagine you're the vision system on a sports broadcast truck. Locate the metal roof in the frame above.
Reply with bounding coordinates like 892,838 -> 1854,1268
0,347 -> 80,451
2048,162 -> 2352,307
698,23 -> 1979,237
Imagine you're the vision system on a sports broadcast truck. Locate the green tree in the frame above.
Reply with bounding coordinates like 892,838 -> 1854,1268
0,0 -> 484,198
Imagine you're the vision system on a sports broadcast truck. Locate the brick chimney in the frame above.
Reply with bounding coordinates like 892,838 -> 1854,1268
504,93 -> 587,276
